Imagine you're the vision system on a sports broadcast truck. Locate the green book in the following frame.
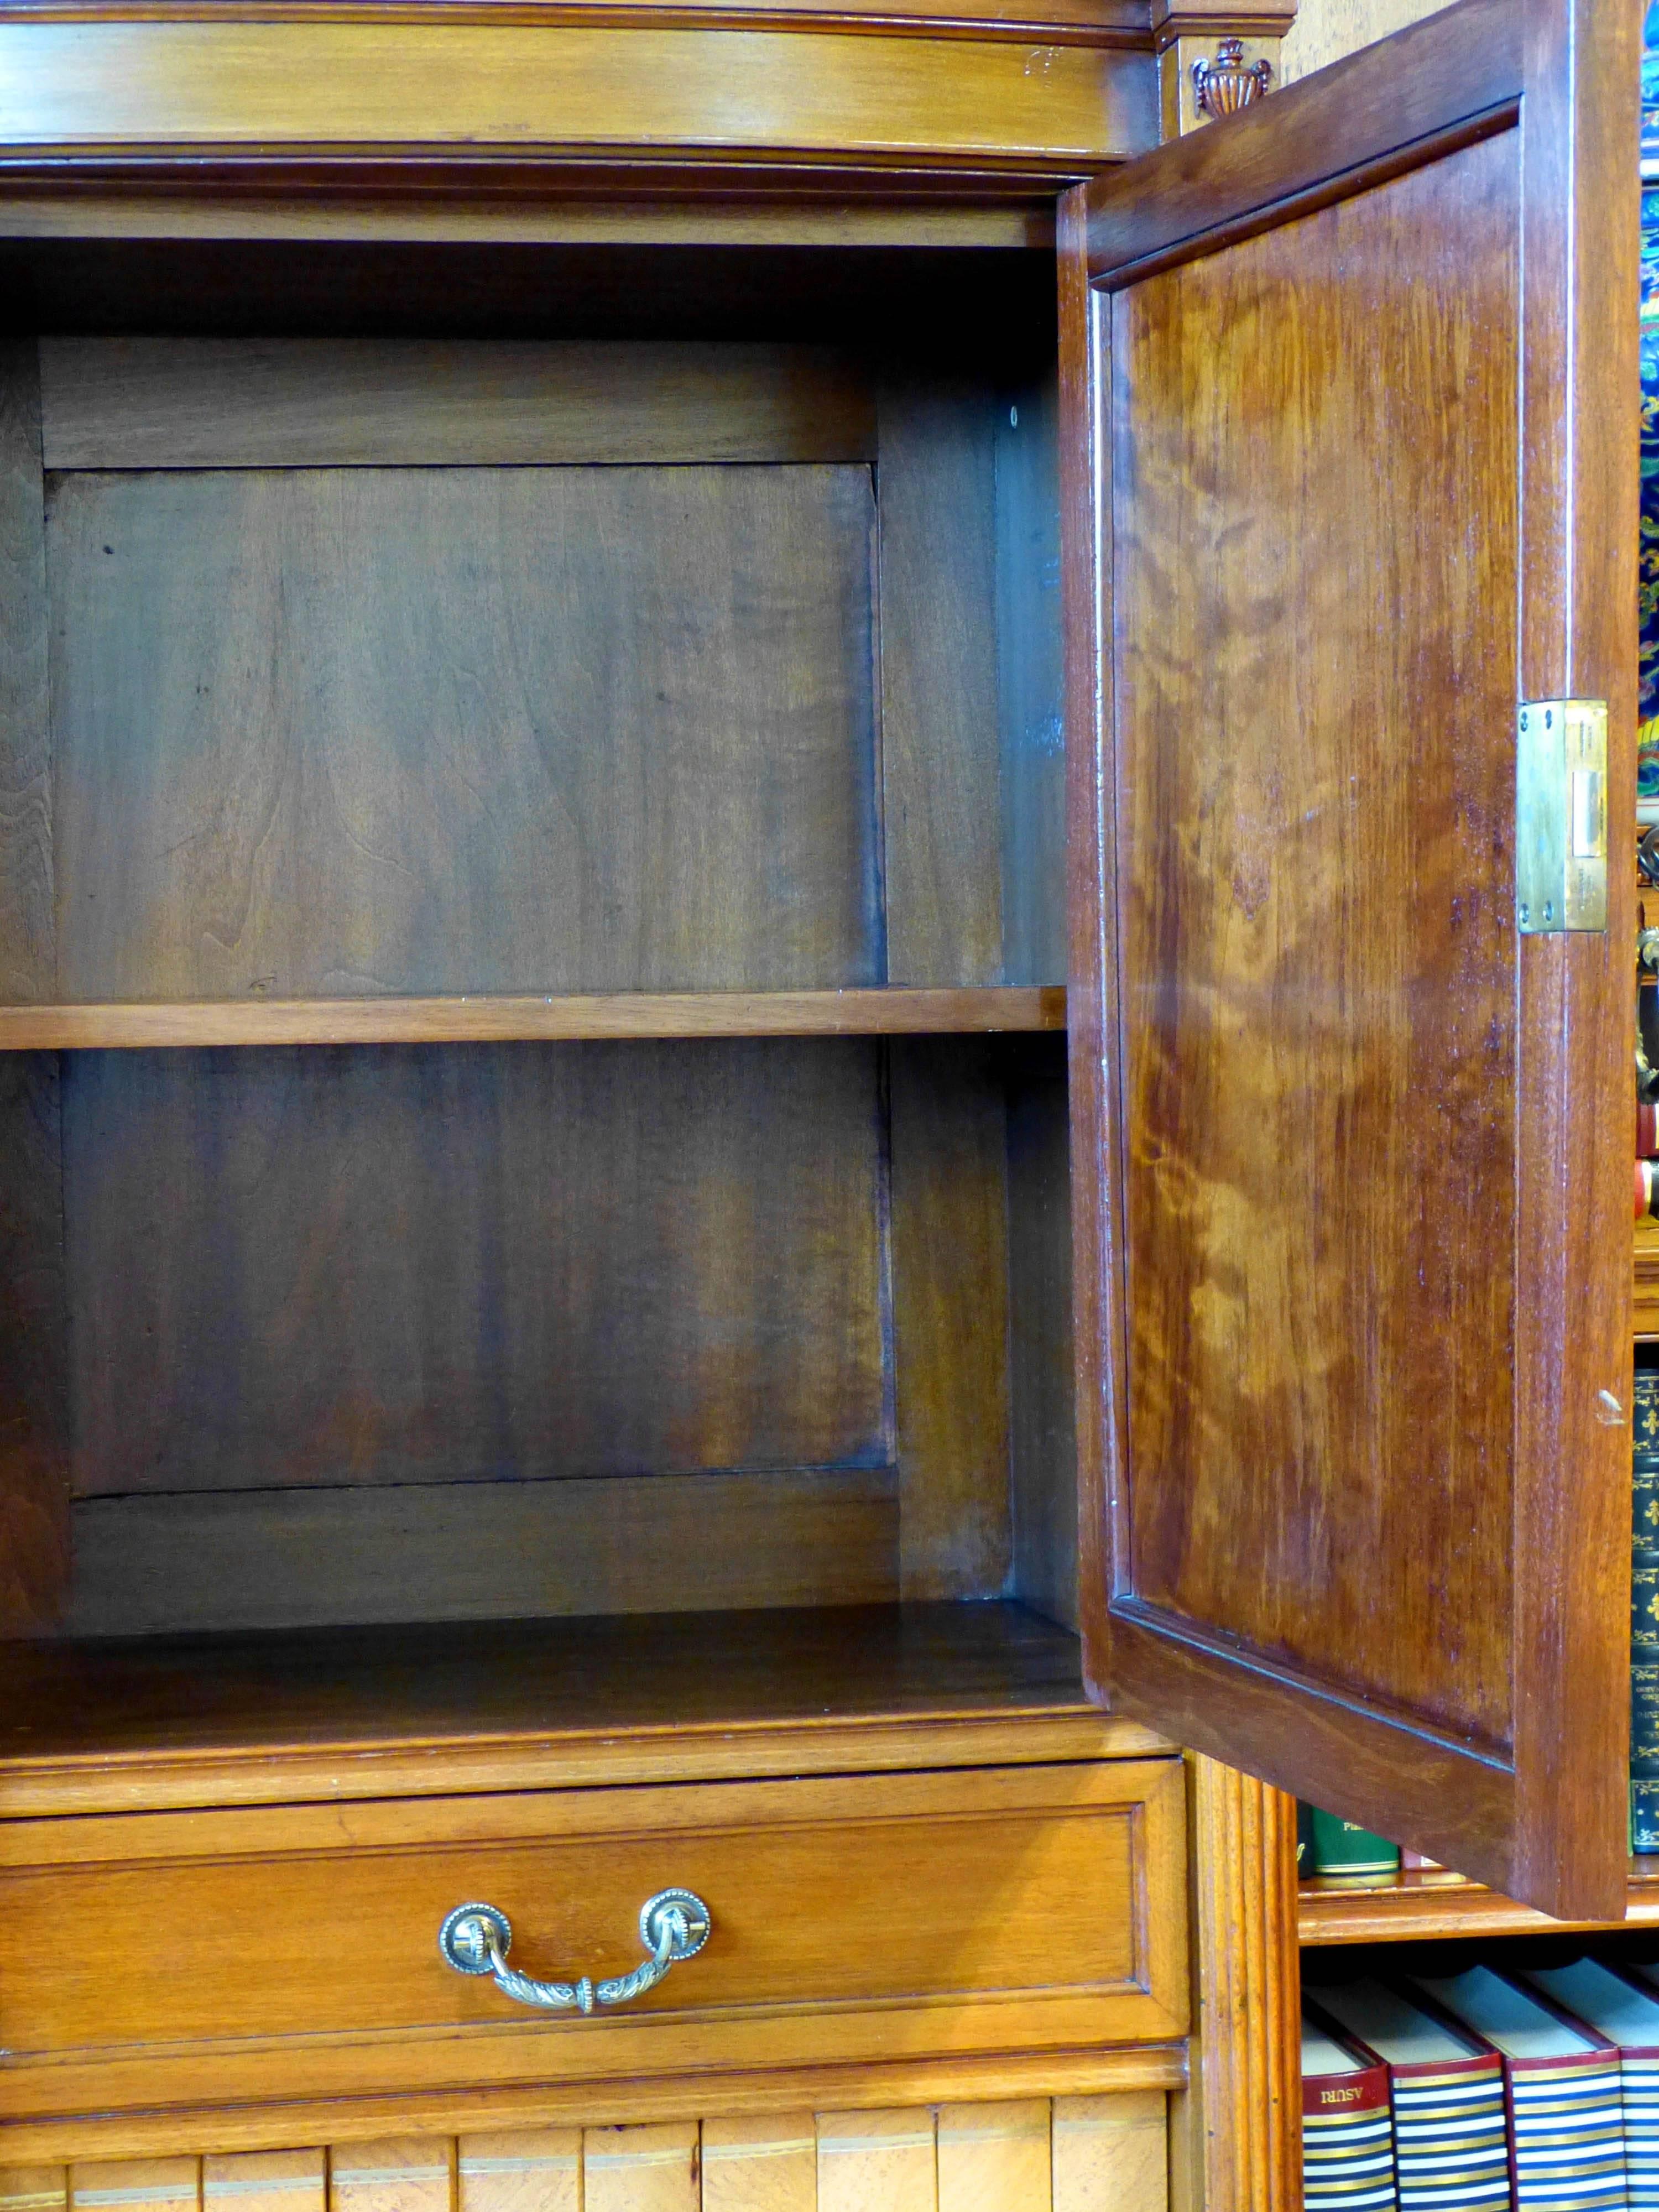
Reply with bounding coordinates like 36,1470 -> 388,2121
1308,1807 -> 1400,1879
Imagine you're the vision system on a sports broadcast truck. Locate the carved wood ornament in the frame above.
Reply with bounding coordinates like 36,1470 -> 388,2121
1191,37 -> 1274,117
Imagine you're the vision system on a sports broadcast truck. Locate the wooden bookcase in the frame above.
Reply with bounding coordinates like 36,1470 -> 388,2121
0,4 -> 1637,2206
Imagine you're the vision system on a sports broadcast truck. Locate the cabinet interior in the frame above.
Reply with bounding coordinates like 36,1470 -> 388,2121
0,233 -> 1083,1770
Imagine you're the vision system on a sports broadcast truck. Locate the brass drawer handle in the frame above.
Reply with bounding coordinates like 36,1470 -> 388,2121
438,1888 -> 711,2013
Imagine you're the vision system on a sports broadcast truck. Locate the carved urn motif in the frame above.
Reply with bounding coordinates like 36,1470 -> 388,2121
1191,37 -> 1273,120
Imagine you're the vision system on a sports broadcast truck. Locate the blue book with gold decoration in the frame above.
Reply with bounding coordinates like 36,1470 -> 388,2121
1313,1979 -> 1512,2212
1413,1969 -> 1626,2212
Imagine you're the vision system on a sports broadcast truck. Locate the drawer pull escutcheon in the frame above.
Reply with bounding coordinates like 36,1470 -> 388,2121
437,1889 -> 711,2013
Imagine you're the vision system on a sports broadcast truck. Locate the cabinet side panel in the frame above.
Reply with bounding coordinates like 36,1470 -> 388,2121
48,465 -> 880,999
1112,132 -> 1520,1750
0,1050 -> 69,1632
1007,1041 -> 1077,1629
878,379 -> 1002,987
995,368 -> 1067,989
889,1037 -> 1011,1599
0,340 -> 53,1005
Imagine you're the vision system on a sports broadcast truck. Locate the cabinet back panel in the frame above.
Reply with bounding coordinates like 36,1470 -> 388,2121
48,463 -> 881,999
37,338 -> 877,468
62,1040 -> 888,1499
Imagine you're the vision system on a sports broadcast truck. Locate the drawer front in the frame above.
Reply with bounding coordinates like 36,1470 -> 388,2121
0,1760 -> 1186,2130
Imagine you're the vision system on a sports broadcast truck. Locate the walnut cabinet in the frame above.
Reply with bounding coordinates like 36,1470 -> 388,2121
0,0 -> 1636,2204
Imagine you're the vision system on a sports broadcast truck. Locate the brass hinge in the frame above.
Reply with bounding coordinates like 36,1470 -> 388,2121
1516,698 -> 1608,933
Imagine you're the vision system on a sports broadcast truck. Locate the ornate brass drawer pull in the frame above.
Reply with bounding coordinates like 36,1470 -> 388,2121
438,1888 -> 711,2013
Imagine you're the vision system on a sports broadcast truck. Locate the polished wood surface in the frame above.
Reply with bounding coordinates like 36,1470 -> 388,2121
1298,1859 -> 1659,1944
62,1041 -> 883,1498
38,338 -> 877,467
0,343 -> 51,1010
49,465 -> 878,1001
0,0 -> 1153,40
0,20 -> 1157,183
4,2096 -> 1182,2206
1007,1042 -> 1078,1629
0,1760 -> 1187,2143
935,2101 -> 1048,2212
67,1470 -> 901,1637
889,1039 -> 1011,1598
0,1054 -> 68,1632
204,2153 -> 326,2212
0,1603 -> 1166,1815
1168,1760 -> 1300,2212
0,989 -> 1063,1049
878,378 -> 1002,986
4,2056 -> 1186,2168
1065,0 -> 1636,1918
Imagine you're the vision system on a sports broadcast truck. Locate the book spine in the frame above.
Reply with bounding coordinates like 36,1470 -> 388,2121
1641,1100 -> 1659,1159
1636,1373 -> 1659,1854
1303,2073 -> 1397,2211
1622,2054 -> 1659,2212
1311,1807 -> 1401,1879
1390,2064 -> 1511,2212
1504,2057 -> 1626,2211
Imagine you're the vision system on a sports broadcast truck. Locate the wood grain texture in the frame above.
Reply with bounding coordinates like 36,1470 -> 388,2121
0,0 -> 1151,39
0,990 -> 1064,1051
1506,0 -> 1639,1924
888,1039 -> 1011,1599
70,2168 -> 197,2212
0,1764 -> 1187,2145
700,2116 -> 816,2212
0,24 -> 1156,171
936,2102 -> 1049,2212
0,1051 -> 70,1632
1083,0 -> 1519,285
62,1040 -> 884,1499
0,1603 -> 1154,1817
994,369 -> 1067,988
1116,132 -> 1520,1750
1006,1040 -> 1076,1629
0,2177 -> 65,2212
38,339 -> 875,467
202,2155 -> 324,2212
457,2131 -> 580,2212
1051,2096 -> 1166,2212
1065,0 -> 1634,1913
49,465 -> 879,1001
328,2143 -> 451,2212
583,2128 -> 697,2212
1170,1759 -> 1298,2212
2,2054 -> 1188,2172
65,1470 -> 900,1635
0,341 -> 51,1007
1280,0 -> 1451,80
878,379 -> 1002,987
817,2112 -> 936,2212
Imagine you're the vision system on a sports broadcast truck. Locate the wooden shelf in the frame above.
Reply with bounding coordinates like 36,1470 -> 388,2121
0,987 -> 1065,1051
1300,1861 -> 1659,1944
0,1601 -> 1164,1819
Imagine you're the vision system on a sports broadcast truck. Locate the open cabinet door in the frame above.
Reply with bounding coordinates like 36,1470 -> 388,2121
1062,0 -> 1638,1919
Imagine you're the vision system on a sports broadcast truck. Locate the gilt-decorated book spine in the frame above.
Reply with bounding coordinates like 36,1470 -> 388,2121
1504,2054 -> 1627,2211
1635,1370 -> 1659,1853
1304,2064 -> 1398,2211
1390,2062 -> 1512,2212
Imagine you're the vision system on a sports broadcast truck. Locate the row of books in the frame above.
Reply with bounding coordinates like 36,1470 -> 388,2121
1635,1371 -> 1658,1853
1303,1959 -> 1659,2210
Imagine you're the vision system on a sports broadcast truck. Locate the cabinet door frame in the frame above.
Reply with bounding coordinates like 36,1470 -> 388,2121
1062,0 -> 1638,1919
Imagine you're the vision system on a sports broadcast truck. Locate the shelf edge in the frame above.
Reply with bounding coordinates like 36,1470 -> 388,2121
0,985 -> 1067,1049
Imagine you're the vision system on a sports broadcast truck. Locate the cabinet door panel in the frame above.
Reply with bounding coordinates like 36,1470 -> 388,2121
1063,0 -> 1636,1917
